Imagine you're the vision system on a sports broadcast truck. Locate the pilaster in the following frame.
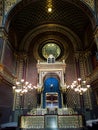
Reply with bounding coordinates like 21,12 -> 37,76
0,0 -> 4,26
15,52 -> 28,80
74,52 -> 80,78
95,0 -> 98,23
74,51 -> 92,110
0,28 -> 8,64
0,28 -> 15,84
94,27 -> 98,51
74,51 -> 91,79
14,52 -> 28,109
74,51 -> 86,79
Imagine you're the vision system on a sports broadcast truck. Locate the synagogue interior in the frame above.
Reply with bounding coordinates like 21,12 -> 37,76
0,0 -> 98,130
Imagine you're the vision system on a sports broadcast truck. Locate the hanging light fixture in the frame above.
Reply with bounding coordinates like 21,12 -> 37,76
47,0 -> 52,13
13,79 -> 34,95
12,79 -> 38,110
66,78 -> 90,115
67,78 -> 90,95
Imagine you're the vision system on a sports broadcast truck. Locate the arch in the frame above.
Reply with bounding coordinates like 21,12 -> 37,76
44,77 -> 59,92
20,24 -> 81,51
43,73 -> 60,83
4,0 -> 33,31
4,0 -> 96,33
64,0 -> 96,28
43,77 -> 62,108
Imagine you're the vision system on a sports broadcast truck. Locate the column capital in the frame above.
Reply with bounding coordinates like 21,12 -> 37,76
74,51 -> 80,60
84,51 -> 91,59
0,27 -> 8,39
75,51 -> 91,60
15,52 -> 28,62
94,26 -> 98,35
74,51 -> 84,62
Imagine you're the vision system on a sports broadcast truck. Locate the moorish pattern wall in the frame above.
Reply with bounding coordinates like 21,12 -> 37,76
0,0 -> 98,124
0,0 -> 96,27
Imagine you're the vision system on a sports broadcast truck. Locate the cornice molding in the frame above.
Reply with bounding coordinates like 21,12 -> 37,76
0,64 -> 16,85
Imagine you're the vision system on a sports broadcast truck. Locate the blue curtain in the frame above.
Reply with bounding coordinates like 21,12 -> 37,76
43,77 -> 62,108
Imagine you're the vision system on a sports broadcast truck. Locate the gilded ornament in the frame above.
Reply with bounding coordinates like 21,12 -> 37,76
83,0 -> 94,9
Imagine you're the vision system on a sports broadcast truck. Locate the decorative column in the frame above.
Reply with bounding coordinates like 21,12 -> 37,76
75,51 -> 90,78
78,52 -> 86,79
94,28 -> 98,61
74,52 -> 81,78
74,51 -> 92,112
84,52 -> 92,111
75,52 -> 86,77
95,0 -> 98,23
15,52 -> 28,80
14,52 -> 28,109
84,51 -> 93,75
0,28 -> 8,64
0,0 -> 4,26
77,51 -> 92,115
73,52 -> 81,109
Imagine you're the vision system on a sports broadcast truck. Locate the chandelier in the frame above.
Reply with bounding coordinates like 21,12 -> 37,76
67,78 -> 90,95
12,79 -> 38,110
47,0 -> 52,13
13,79 -> 37,95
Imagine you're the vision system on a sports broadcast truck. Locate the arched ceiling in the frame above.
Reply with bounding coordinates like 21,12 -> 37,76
4,0 -> 96,60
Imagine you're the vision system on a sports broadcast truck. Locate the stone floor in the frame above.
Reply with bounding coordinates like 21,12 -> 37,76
1,126 -> 96,130
0,127 -> 87,130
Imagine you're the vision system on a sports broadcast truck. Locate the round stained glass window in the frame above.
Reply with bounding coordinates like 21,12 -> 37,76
42,43 -> 61,59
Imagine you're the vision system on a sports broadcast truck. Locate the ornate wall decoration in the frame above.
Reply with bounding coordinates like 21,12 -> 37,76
0,38 -> 3,60
83,0 -> 94,10
96,0 -> 98,20
0,0 -> 3,25
4,0 -> 17,15
42,43 -> 61,60
3,41 -> 16,74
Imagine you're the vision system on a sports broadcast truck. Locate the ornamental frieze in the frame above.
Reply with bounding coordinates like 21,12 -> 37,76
4,0 -> 17,15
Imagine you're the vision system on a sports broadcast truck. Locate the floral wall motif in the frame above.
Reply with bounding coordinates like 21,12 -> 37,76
4,0 -> 17,15
83,0 -> 94,9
